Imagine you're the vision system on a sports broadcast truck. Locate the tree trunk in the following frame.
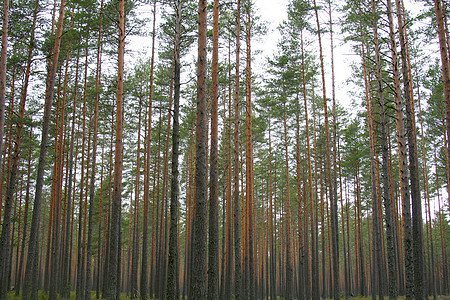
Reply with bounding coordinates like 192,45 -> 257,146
313,1 -> 339,298
282,101 -> 293,300
244,3 -> 255,299
0,0 -> 9,220
22,1 -> 66,298
224,40 -> 233,300
167,0 -> 182,298
15,133 -> 34,295
1,0 -> 38,297
189,0 -> 208,298
140,1 -> 156,299
85,2 -> 103,297
371,0 -> 398,297
105,0 -> 125,298
76,46 -> 90,300
207,0 -> 220,298
433,0 -> 450,215
233,1 -> 242,299
395,0 -> 424,297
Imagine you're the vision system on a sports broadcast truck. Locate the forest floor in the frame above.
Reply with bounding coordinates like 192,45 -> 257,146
6,292 -> 450,299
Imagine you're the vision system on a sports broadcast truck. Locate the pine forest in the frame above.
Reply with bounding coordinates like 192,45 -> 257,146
0,0 -> 449,299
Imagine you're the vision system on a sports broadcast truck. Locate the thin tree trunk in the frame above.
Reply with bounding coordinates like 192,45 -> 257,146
0,0 -> 9,220
140,1 -> 156,299
76,45 -> 90,300
61,48 -> 80,299
233,1 -> 242,298
312,1 -> 339,298
15,132 -> 33,295
224,39 -> 233,300
244,3 -> 255,299
85,2 -> 103,297
282,100 -> 293,300
167,0 -> 182,298
49,31 -> 73,298
435,151 -> 449,294
96,146 -> 105,299
433,0 -> 450,215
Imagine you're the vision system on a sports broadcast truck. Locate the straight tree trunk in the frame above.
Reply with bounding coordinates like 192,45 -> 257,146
268,123 -> 276,300
300,32 -> 318,300
395,0 -> 424,297
312,1 -> 339,298
360,31 -> 384,300
244,3 -> 255,299
1,0 -> 38,297
224,41 -> 233,300
435,152 -> 449,294
233,1 -> 242,299
49,32 -> 73,298
370,0 -> 398,298
433,0 -> 450,214
85,2 -> 103,297
61,50 -> 81,300
106,0 -> 125,298
0,0 -> 9,220
76,46 -> 90,300
167,0 -> 183,298
386,0 -> 414,297
140,1 -> 156,299
22,1 -> 66,298
355,163 -> 366,296
282,101 -> 293,300
96,146 -> 105,299
15,133 -> 34,295
189,0 -> 208,298
207,0 -> 220,298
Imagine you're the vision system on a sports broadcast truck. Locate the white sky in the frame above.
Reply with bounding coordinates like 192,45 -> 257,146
252,0 -> 357,109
